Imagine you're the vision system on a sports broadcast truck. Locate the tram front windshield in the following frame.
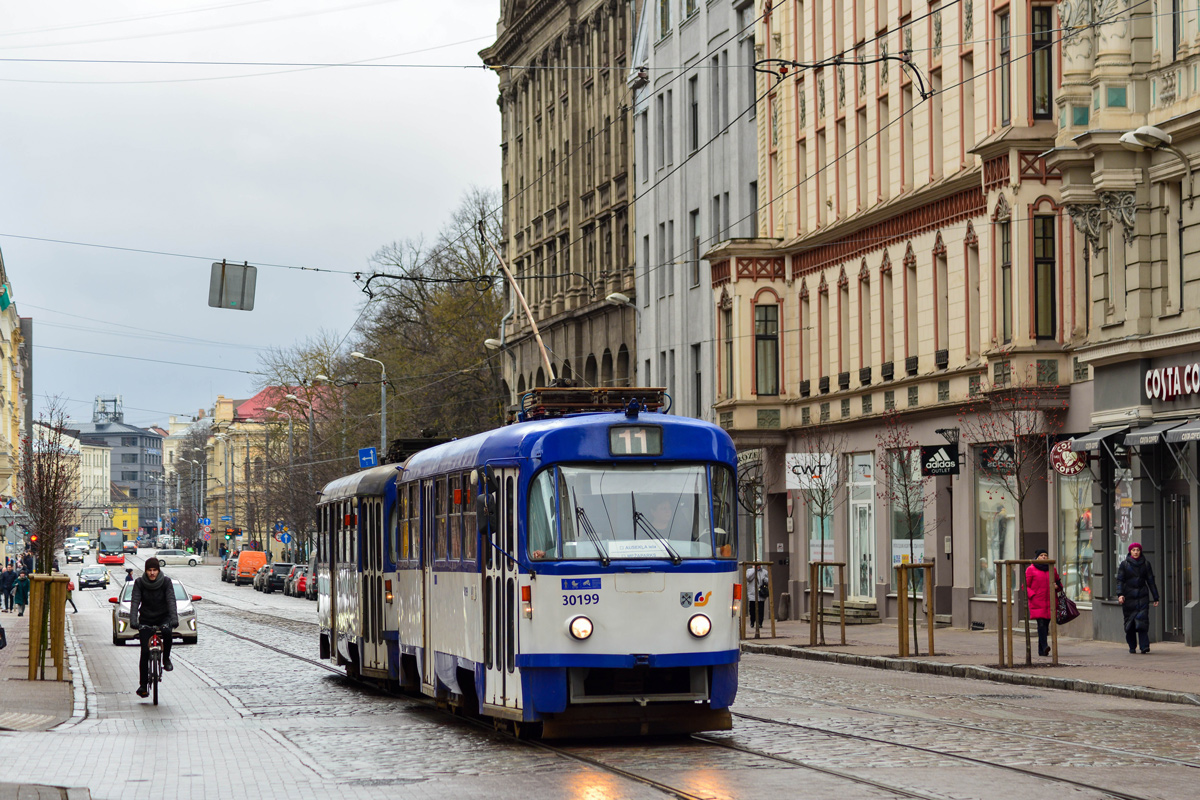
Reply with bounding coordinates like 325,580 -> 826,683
527,464 -> 736,561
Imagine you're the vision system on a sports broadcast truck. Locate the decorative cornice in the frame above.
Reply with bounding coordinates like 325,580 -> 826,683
1077,327 -> 1200,367
964,220 -> 978,247
1099,191 -> 1137,242
1065,203 -> 1103,251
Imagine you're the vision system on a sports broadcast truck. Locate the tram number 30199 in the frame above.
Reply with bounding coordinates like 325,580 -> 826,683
562,593 -> 601,606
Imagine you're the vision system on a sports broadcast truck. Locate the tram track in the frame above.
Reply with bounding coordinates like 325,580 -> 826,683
739,684 -> 1200,771
196,615 -> 1145,800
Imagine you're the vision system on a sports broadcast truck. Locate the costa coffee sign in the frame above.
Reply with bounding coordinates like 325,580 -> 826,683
1051,440 -> 1087,476
1145,363 -> 1200,401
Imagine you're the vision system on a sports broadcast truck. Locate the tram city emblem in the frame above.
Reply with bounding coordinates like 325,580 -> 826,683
680,590 -> 711,608
1051,440 -> 1088,476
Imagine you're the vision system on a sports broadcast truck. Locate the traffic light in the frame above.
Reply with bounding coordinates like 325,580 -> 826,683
28,533 -> 38,545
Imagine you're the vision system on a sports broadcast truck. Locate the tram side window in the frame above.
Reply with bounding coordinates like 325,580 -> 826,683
435,478 -> 448,561
408,483 -> 419,562
450,474 -> 462,560
528,469 -> 557,559
711,465 -> 736,558
462,472 -> 477,561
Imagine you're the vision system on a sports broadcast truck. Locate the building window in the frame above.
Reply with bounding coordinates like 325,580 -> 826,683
659,0 -> 671,38
121,453 -> 138,464
688,76 -> 700,152
122,437 -> 137,447
121,471 -> 138,481
685,0 -> 698,16
749,181 -> 758,237
1032,7 -> 1053,118
1058,472 -> 1094,606
999,221 -> 1013,343
689,209 -> 701,286
722,308 -> 734,398
692,344 -> 703,418
998,12 -> 1011,126
1034,215 -> 1056,338
755,305 -> 780,396
655,94 -> 665,169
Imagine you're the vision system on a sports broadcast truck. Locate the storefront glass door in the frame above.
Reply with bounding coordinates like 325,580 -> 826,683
849,453 -> 876,600
1163,480 -> 1191,642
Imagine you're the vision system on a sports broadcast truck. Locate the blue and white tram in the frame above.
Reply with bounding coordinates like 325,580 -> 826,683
317,391 -> 741,736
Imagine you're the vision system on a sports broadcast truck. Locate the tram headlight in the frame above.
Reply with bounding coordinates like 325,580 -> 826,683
568,615 -> 593,640
688,613 -> 712,638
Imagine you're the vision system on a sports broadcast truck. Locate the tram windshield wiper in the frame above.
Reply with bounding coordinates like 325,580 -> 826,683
573,492 -> 610,566
631,493 -> 683,565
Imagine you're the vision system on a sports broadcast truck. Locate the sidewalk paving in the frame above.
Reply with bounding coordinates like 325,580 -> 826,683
742,616 -> 1200,705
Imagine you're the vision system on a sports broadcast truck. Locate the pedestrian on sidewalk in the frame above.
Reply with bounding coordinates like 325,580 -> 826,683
12,571 -> 30,616
746,564 -> 769,628
1025,549 -> 1059,657
0,564 -> 15,612
65,579 -> 77,614
1117,542 -> 1160,654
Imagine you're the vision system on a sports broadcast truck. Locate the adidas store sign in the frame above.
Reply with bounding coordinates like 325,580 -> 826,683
920,444 -> 960,476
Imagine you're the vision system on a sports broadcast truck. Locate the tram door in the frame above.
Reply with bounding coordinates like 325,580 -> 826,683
421,480 -> 436,691
362,498 -> 386,673
482,468 -> 522,710
1163,481 -> 1191,642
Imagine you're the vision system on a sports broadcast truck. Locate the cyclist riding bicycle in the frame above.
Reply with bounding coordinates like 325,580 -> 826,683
128,557 -> 178,698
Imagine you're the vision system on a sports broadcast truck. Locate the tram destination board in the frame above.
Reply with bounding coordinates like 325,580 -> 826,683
609,425 -> 662,456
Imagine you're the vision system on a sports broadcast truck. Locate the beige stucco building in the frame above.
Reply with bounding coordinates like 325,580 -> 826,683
0,252 -> 29,502
481,0 -> 638,397
710,1 -> 1100,633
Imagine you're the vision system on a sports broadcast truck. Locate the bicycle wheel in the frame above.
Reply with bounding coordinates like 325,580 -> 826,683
151,651 -> 161,706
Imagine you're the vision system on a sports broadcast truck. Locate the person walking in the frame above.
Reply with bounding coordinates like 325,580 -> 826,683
65,579 -> 77,614
12,571 -> 30,616
745,564 -> 769,629
21,551 -> 33,576
0,565 -> 15,612
1117,542 -> 1160,654
1025,549 -> 1059,657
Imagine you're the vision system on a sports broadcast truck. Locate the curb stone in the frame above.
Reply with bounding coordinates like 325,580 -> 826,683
741,642 -> 1200,707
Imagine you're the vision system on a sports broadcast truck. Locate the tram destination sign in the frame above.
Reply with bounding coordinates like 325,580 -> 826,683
920,445 -> 959,476
609,425 -> 662,456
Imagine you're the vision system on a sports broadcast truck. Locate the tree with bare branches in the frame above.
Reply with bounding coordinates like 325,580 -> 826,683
958,366 -> 1068,664
875,410 -> 937,655
788,420 -> 850,645
19,403 -> 82,574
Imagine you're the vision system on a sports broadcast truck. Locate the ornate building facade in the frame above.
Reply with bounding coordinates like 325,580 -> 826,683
482,0 -> 638,396
710,0 -> 1096,632
1049,3 -> 1200,645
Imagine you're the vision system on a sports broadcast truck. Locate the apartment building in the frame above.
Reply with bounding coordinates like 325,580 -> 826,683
0,250 -> 29,501
1048,6 -> 1200,646
481,0 -> 638,397
632,1 -> 760,421
710,0 -> 1095,630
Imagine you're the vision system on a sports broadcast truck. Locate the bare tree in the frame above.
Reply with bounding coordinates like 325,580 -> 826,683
19,402 -> 82,574
788,420 -> 850,645
958,366 -> 1067,664
875,410 -> 937,655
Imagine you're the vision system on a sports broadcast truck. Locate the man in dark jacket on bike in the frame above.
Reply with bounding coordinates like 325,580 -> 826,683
129,557 -> 178,697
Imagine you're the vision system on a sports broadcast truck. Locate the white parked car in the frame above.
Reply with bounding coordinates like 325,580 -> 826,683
154,549 -> 199,567
110,579 -> 200,645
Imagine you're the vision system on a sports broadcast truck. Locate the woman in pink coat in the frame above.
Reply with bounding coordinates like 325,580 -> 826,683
1026,549 -> 1060,656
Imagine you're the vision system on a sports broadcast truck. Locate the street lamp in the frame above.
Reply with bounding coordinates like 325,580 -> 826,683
351,351 -> 388,457
605,291 -> 641,332
265,407 -> 294,467
1120,125 -> 1194,207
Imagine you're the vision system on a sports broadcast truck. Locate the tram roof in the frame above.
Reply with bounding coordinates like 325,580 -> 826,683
398,411 -> 736,482
318,463 -> 398,502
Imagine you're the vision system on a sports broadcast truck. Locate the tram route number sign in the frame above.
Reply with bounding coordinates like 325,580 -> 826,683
609,425 -> 662,456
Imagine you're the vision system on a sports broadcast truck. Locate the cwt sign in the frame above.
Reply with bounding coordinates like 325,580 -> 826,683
1145,363 -> 1200,402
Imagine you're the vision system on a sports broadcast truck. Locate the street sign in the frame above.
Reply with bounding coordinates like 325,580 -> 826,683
208,261 -> 257,310
220,516 -> 232,522
273,521 -> 284,532
359,447 -> 378,469
279,533 -> 292,544
202,532 -> 212,542
202,525 -> 212,535
203,518 -> 211,526
920,445 -> 960,476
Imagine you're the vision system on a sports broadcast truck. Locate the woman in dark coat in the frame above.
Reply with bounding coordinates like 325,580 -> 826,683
1117,542 -> 1160,654
12,572 -> 30,616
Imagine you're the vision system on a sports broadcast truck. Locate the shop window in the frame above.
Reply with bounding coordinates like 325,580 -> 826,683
1058,472 -> 1094,605
975,457 -> 1018,595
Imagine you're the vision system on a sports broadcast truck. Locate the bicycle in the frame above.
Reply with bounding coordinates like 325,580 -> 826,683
141,625 -> 170,705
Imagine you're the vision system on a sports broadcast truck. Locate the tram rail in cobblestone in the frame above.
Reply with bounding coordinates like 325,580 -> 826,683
729,709 -> 1157,800
740,684 -> 1200,770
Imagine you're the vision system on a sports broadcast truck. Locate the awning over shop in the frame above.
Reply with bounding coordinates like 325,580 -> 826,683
1069,426 -> 1129,452
1165,419 -> 1200,443
1124,421 -> 1185,447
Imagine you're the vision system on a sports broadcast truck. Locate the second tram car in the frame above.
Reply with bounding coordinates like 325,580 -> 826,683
317,388 -> 740,736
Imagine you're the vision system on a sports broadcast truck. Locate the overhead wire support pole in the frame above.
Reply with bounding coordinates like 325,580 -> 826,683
479,220 -> 556,383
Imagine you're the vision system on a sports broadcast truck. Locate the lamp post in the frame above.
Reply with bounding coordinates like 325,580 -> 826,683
351,352 -> 388,457
266,407 -> 294,467
284,394 -> 315,468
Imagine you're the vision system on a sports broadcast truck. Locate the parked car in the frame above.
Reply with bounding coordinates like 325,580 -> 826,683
294,570 -> 308,596
155,548 -> 199,567
262,562 -> 293,594
110,579 -> 201,646
97,551 -> 125,566
77,565 -> 109,589
235,550 -> 266,586
65,537 -> 90,555
221,553 -> 240,582
65,547 -> 85,564
252,565 -> 270,591
122,541 -> 138,554
283,565 -> 305,596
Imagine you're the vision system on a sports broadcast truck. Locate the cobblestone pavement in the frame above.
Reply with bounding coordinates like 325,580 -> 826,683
0,554 -> 1194,800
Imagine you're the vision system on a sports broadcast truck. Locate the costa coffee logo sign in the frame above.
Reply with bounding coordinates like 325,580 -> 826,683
1051,440 -> 1087,476
1145,363 -> 1200,402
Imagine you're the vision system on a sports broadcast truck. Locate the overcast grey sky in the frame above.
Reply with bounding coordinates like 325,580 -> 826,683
0,0 -> 501,429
